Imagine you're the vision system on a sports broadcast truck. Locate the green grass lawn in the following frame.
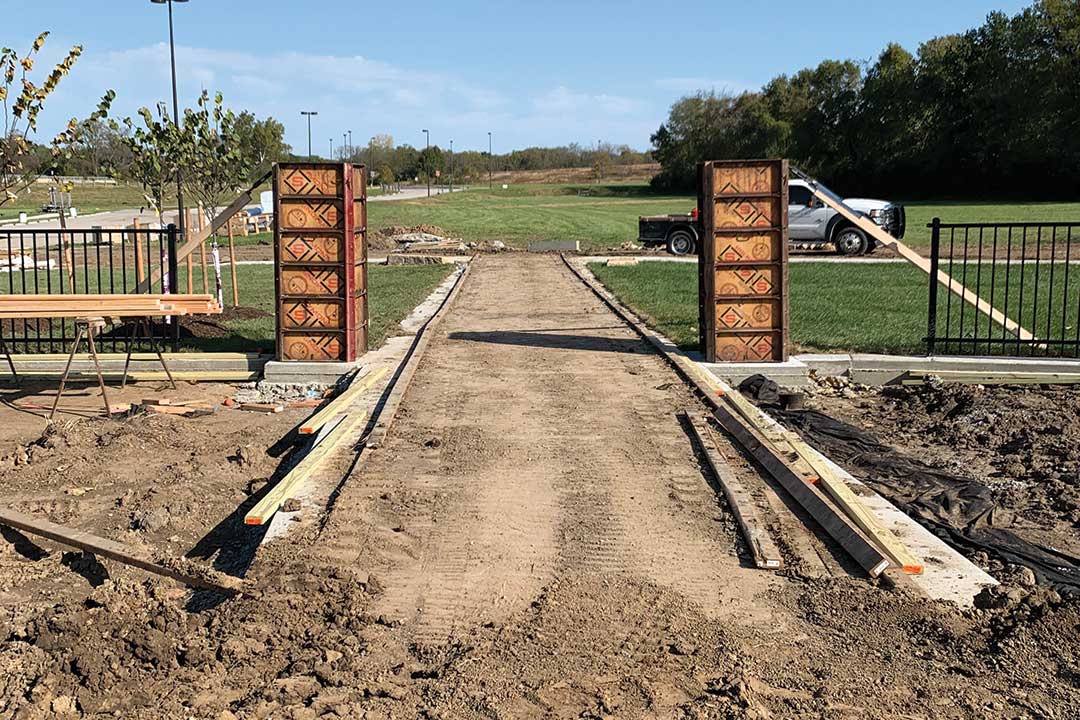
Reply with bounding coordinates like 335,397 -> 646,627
368,183 -> 694,251
366,182 -> 1080,254
589,260 -> 1080,355
902,201 -> 1080,252
0,262 -> 454,354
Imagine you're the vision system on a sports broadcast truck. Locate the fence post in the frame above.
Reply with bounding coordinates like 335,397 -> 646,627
926,217 -> 941,356
167,224 -> 180,352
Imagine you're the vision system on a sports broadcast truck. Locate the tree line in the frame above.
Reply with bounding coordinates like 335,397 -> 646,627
334,140 -> 652,187
650,0 -> 1080,199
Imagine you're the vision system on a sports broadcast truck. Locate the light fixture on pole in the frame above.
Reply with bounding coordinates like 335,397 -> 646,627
150,0 -> 189,245
422,128 -> 430,197
449,139 -> 454,194
300,111 -> 318,160
329,138 -> 334,159
347,130 -> 352,161
488,131 -> 493,190
343,132 -> 347,161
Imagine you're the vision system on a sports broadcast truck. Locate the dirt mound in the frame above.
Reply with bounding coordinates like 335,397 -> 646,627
178,305 -> 270,339
370,225 -> 452,251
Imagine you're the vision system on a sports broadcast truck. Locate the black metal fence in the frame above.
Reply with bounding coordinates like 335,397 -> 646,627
926,218 -> 1080,357
0,225 -> 180,353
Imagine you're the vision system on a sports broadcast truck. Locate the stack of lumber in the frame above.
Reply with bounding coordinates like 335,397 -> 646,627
0,294 -> 222,319
245,367 -> 389,526
902,369 -> 1080,386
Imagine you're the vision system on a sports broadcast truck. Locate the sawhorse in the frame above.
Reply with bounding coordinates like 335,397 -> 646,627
49,316 -> 177,420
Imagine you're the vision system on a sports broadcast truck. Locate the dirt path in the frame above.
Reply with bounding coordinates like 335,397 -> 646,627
311,254 -> 783,641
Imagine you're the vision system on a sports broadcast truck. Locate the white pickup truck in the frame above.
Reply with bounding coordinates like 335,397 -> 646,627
787,179 -> 905,255
638,178 -> 905,256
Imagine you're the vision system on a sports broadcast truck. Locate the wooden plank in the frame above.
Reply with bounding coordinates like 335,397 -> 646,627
684,412 -> 783,569
709,399 -> 890,577
0,507 -> 241,595
240,402 -> 284,413
713,378 -> 923,574
802,177 -> 1037,343
245,410 -> 369,525
298,367 -> 387,434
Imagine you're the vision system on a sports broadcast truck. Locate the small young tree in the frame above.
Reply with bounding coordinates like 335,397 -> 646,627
1,32 -> 113,206
118,103 -> 185,216
181,91 -> 256,224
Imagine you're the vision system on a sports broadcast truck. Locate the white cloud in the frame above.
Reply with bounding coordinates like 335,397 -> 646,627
35,43 -> 663,150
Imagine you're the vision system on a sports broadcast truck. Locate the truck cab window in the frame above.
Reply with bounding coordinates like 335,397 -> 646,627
789,186 -> 812,206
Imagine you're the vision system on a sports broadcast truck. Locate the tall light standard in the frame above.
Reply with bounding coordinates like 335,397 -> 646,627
487,131 -> 493,190
300,110 -> 317,160
347,130 -> 352,162
342,132 -> 347,161
368,136 -> 375,183
422,128 -> 430,197
150,0 -> 188,241
329,138 -> 334,160
449,139 -> 454,194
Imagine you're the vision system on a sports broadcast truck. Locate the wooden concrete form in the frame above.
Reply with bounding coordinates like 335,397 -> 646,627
698,160 -> 789,363
274,162 -> 369,362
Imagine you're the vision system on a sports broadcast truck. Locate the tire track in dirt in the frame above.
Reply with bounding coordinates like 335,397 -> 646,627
312,254 -> 785,644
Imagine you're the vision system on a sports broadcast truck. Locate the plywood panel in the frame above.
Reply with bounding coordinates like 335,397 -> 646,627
713,198 -> 782,229
713,332 -> 784,363
713,232 -> 782,264
281,267 -> 345,297
279,200 -> 342,230
712,162 -> 783,196
714,299 -> 783,330
279,234 -> 347,263
280,331 -> 346,362
278,166 -> 343,196
280,299 -> 344,329
714,266 -> 781,297
699,159 -> 789,363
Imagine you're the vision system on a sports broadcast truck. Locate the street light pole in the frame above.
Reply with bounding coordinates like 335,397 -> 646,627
369,137 -> 375,182
342,133 -> 347,161
329,138 -> 333,159
488,131 -> 492,190
347,130 -> 352,162
300,111 -> 317,160
449,139 -> 453,194
151,0 -> 188,243
422,128 -> 430,197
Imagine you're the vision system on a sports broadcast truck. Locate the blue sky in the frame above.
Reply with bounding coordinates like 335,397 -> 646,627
6,1 -> 1031,155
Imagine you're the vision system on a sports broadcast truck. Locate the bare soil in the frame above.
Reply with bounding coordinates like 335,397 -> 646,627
803,380 -> 1080,564
0,256 -> 1078,719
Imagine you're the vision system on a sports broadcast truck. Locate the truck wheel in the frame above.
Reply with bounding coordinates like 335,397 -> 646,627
667,229 -> 695,256
834,226 -> 868,256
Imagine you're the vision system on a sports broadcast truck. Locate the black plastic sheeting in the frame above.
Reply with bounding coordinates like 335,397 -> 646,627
773,407 -> 1080,595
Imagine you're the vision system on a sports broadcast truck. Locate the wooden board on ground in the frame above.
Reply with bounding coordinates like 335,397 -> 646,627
684,412 -> 783,570
298,367 -> 386,434
0,507 -> 241,595
245,410 -> 369,525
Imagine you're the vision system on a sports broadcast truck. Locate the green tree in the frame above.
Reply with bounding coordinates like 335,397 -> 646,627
233,112 -> 289,175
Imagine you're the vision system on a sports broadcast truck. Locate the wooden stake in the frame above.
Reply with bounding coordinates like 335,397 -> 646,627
198,204 -> 209,294
228,221 -> 239,306
133,217 -> 145,284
